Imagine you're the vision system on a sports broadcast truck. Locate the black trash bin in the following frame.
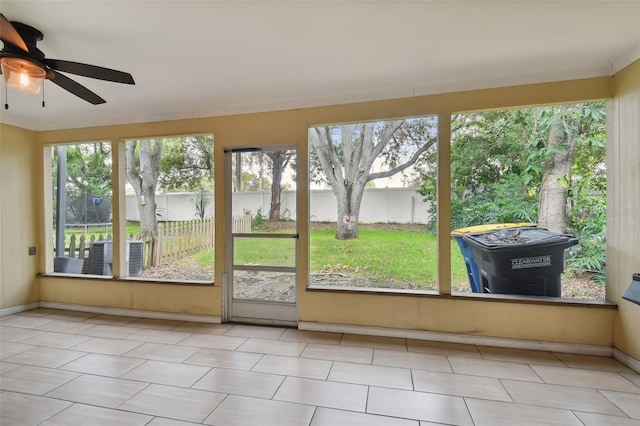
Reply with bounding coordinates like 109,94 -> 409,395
462,227 -> 578,297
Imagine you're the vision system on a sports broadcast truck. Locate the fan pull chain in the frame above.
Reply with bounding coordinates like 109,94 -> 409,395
42,84 -> 45,108
4,84 -> 8,110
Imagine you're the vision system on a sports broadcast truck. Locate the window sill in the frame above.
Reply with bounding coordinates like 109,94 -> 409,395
39,273 -> 215,287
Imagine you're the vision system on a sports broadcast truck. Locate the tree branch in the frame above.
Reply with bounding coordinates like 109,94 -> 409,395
368,135 -> 437,181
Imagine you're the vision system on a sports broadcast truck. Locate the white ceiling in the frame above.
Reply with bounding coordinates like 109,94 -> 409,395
1,1 -> 639,131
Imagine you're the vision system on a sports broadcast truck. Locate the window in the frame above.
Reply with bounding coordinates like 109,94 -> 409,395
123,135 -> 214,282
49,142 -> 113,276
442,103 -> 606,299
308,117 -> 439,292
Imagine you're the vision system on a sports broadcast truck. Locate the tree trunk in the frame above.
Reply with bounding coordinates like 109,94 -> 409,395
335,174 -> 367,239
538,117 -> 574,233
310,121 -> 414,240
267,151 -> 288,222
125,139 -> 163,239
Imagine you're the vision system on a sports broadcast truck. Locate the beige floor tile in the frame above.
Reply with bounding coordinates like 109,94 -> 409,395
118,383 -> 226,423
477,346 -> 564,366
0,361 -> 21,374
340,334 -> 408,351
172,321 -> 234,335
555,353 -> 637,373
0,325 -> 45,342
126,318 -> 185,330
193,367 -> 284,398
122,360 -> 210,387
4,346 -> 86,368
274,376 -> 368,412
373,348 -> 452,372
81,324 -> 142,339
125,328 -> 193,344
0,391 -> 71,426
71,337 -> 144,355
83,314 -> 139,326
501,379 -> 626,415
178,333 -> 247,350
224,324 -> 287,339
280,329 -> 343,345
328,361 -> 413,389
21,331 -> 92,349
147,418 -> 202,426
184,348 -> 262,370
0,315 -> 55,329
367,386 -> 473,425
532,365 -> 640,393
0,365 -> 79,395
600,390 -> 640,419
43,311 -> 99,322
204,394 -> 316,426
466,398 -> 583,426
45,374 -> 149,408
39,319 -> 96,334
448,356 -> 543,382
623,373 -> 640,388
41,403 -> 152,425
253,354 -> 332,379
124,342 -> 200,362
301,343 -> 373,364
0,341 -> 35,359
311,407 -> 419,426
237,338 -> 307,356
412,370 -> 511,401
407,339 -> 482,358
60,353 -> 144,377
574,411 -> 640,426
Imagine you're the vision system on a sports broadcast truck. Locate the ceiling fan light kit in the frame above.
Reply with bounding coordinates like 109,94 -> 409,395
0,13 -> 134,107
0,56 -> 45,94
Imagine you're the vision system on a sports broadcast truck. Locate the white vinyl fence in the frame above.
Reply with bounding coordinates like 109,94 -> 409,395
126,188 -> 432,224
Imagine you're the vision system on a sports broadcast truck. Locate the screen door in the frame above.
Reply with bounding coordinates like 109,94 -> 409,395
224,148 -> 298,325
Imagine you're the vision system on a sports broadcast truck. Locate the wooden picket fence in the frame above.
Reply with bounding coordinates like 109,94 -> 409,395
152,217 -> 215,266
60,215 -> 251,269
63,233 -> 110,259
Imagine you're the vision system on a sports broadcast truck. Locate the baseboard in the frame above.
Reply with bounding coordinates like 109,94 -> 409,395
298,321 -> 613,357
613,348 -> 640,374
38,301 -> 221,324
0,302 -> 40,317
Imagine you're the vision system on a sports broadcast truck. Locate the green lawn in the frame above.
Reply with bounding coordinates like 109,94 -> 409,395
61,222 -> 471,290
195,226 -> 470,289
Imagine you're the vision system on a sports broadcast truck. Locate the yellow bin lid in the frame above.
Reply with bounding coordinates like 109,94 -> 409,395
451,223 -> 535,236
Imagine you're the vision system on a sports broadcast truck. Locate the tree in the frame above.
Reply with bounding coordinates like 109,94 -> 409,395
310,118 -> 437,239
159,135 -> 214,192
125,139 -> 162,238
55,143 -> 113,225
536,104 -> 604,233
125,135 -> 214,239
265,150 -> 294,222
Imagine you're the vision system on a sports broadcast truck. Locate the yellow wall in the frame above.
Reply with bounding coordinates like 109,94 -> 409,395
0,124 -> 39,309
39,277 -> 220,316
1,74 -> 629,350
608,60 -> 640,360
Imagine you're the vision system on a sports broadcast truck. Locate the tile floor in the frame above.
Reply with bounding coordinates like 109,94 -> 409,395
1,308 -> 639,425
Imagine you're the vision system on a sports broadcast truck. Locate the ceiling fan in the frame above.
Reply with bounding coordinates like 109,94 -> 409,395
0,13 -> 134,105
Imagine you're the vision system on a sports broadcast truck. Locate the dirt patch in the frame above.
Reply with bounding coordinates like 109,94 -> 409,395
141,256 -> 213,282
142,257 -> 604,301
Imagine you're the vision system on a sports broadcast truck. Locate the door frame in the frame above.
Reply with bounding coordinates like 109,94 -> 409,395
223,147 -> 299,326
